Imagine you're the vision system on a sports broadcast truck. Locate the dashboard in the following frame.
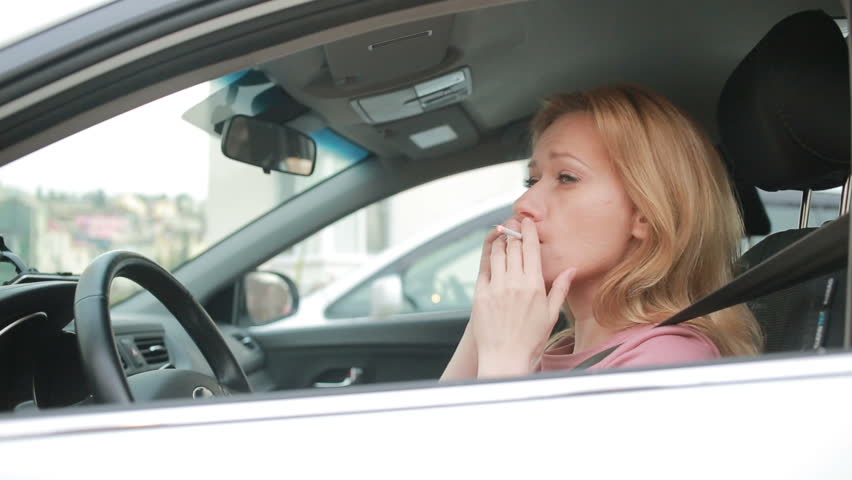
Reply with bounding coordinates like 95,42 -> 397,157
0,280 -> 268,413
1,281 -> 87,411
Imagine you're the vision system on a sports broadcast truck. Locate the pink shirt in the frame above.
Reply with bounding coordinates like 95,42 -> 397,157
539,323 -> 720,371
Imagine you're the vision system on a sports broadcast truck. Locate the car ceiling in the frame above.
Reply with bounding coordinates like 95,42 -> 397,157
260,0 -> 844,161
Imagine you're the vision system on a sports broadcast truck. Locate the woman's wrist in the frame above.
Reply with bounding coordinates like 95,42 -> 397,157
476,350 -> 535,378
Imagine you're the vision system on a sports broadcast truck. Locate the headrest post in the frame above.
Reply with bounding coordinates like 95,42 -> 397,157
841,176 -> 851,216
799,189 -> 812,228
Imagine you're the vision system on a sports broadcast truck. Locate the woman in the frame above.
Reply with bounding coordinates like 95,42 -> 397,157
442,84 -> 763,380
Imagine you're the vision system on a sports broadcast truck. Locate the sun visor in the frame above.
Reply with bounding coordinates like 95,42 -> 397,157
182,69 -> 308,136
324,16 -> 454,87
378,105 -> 478,159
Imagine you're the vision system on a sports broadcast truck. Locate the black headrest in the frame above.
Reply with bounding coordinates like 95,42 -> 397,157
718,10 -> 850,191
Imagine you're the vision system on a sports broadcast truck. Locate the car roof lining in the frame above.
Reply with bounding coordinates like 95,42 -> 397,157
3,0 -> 844,167
260,0 -> 845,162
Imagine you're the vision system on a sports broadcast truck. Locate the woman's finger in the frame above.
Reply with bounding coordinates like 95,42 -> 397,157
478,228 -> 501,281
505,234 -> 523,274
520,217 -> 542,278
490,233 -> 507,284
547,267 -> 577,318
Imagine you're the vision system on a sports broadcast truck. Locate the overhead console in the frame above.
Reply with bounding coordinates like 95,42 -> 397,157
323,16 -> 478,157
263,7 -> 530,159
351,67 -> 472,124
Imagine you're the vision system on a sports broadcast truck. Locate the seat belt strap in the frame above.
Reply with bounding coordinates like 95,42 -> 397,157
574,214 -> 848,370
573,345 -> 620,370
659,214 -> 848,327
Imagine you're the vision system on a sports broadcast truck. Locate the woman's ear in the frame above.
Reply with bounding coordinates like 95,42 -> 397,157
631,213 -> 650,240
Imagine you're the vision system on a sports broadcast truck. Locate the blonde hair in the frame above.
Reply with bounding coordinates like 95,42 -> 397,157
535,84 -> 763,357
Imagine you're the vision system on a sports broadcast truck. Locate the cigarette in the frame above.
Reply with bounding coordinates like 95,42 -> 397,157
494,225 -> 523,239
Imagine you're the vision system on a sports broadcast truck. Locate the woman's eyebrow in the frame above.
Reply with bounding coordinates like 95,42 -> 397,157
550,151 -> 590,169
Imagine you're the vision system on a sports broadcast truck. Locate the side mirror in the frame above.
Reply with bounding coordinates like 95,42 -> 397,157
242,271 -> 300,325
221,115 -> 317,176
369,274 -> 404,320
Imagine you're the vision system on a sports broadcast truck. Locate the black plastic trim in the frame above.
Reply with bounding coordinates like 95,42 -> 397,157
0,0 -> 264,103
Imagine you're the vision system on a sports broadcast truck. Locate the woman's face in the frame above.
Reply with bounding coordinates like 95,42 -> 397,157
512,112 -> 647,289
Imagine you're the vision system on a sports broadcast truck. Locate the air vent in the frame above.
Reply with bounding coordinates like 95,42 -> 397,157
134,335 -> 169,365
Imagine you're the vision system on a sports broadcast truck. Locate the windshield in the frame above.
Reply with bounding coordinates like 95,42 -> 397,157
0,74 -> 369,298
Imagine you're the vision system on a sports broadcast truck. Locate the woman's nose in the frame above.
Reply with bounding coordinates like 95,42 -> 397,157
513,188 -> 544,222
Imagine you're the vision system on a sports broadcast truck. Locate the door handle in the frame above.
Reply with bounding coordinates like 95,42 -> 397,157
313,367 -> 364,388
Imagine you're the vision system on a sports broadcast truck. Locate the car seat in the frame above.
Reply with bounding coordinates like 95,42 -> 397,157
718,10 -> 851,352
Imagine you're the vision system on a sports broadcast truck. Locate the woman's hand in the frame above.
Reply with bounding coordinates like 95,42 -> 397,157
440,227 -> 503,381
472,217 -> 576,378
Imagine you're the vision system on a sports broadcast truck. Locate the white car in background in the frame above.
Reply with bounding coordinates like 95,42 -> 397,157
247,192 -> 518,328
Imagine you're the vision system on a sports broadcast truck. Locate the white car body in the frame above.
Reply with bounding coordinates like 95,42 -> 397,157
1,0 -> 850,478
2,351 -> 852,478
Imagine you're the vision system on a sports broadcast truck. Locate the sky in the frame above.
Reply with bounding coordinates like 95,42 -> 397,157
1,83 -> 214,200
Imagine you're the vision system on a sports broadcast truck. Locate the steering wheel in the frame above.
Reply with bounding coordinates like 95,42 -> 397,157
73,251 -> 251,404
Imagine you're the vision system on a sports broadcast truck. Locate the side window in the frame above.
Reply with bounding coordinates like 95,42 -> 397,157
746,189 -> 842,250
328,226 -> 488,318
323,280 -> 375,318
251,160 -> 526,324
399,227 -> 486,313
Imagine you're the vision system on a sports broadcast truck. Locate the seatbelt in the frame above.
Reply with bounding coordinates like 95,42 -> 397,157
574,214 -> 849,370
573,345 -> 620,370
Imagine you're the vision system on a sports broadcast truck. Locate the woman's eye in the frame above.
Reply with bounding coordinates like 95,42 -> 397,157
558,173 -> 578,184
523,177 -> 538,188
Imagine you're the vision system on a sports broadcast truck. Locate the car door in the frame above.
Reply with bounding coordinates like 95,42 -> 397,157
239,197 -> 515,390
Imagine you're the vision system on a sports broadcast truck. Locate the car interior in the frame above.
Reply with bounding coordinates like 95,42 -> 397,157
725,10 -> 850,353
0,0 -> 850,414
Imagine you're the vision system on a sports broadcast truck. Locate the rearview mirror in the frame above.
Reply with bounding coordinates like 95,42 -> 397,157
221,115 -> 316,176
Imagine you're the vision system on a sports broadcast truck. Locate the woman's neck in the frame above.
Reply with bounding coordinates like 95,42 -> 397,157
565,278 -> 622,354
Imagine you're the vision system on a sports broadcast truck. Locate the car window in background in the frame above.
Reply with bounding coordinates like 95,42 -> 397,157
400,227 -> 485,313
255,161 -> 525,321
327,226 -> 489,318
0,74 -> 368,301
